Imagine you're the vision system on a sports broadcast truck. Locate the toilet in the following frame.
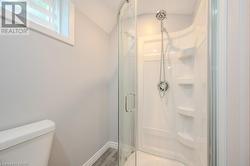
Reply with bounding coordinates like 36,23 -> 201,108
0,120 -> 55,166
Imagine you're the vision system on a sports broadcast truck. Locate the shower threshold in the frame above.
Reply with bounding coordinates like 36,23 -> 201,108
125,151 -> 185,166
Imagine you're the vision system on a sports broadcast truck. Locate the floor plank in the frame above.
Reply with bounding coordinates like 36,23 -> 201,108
92,148 -> 118,166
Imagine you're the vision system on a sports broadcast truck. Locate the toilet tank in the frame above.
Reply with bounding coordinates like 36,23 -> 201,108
0,120 -> 55,166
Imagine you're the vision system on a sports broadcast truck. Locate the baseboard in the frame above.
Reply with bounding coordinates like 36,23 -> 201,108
82,141 -> 118,166
108,141 -> 118,149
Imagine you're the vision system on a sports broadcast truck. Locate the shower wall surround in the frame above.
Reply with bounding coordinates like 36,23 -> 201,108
108,14 -> 193,144
137,0 -> 208,165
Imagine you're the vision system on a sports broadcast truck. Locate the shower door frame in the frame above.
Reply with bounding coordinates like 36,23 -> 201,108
118,0 -> 138,166
209,0 -> 228,165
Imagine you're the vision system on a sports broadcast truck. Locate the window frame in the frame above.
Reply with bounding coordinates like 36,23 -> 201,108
0,0 -> 75,45
28,1 -> 75,45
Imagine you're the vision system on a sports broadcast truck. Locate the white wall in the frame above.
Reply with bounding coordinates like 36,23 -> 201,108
0,9 -> 110,166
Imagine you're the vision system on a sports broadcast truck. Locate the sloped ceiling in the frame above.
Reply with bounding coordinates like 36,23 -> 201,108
72,0 -> 121,33
72,0 -> 199,34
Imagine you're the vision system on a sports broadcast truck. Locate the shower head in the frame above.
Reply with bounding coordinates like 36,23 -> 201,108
156,10 -> 167,21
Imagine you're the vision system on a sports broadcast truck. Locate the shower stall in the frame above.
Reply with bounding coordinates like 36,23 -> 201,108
118,0 -> 209,165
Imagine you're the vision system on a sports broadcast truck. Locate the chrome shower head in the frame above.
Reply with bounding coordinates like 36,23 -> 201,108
156,10 -> 167,21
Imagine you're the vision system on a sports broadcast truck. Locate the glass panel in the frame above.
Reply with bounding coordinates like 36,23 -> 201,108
118,0 -> 137,166
119,0 -> 209,165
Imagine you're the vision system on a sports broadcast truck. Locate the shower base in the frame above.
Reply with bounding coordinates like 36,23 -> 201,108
125,151 -> 185,166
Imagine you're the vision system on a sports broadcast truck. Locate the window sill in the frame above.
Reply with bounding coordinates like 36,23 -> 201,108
29,20 -> 75,46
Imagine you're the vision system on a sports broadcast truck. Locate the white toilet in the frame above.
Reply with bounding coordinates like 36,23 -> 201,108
0,120 -> 55,166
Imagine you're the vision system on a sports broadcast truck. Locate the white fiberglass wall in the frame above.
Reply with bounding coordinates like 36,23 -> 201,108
137,0 -> 208,165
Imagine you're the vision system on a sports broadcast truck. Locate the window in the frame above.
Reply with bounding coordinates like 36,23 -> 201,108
27,0 -> 74,45
28,0 -> 60,33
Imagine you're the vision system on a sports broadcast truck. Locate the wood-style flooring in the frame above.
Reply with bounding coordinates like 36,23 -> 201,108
92,148 -> 118,166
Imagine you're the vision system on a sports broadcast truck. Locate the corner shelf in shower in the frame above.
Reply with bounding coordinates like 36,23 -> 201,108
177,77 -> 194,85
177,107 -> 195,118
178,47 -> 196,60
177,132 -> 195,149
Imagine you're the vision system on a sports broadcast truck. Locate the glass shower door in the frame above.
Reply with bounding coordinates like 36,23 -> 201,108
118,0 -> 137,166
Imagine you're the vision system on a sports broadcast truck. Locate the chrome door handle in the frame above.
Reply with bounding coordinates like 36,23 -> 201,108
125,93 -> 136,112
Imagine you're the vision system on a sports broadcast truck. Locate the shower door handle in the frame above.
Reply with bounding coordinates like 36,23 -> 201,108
125,93 -> 136,112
